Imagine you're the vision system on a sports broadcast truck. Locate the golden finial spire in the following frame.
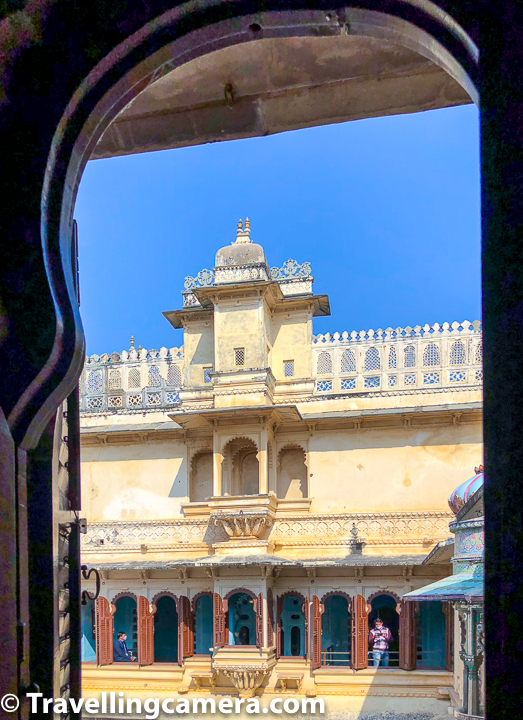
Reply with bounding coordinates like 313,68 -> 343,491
245,217 -> 250,235
130,335 -> 135,348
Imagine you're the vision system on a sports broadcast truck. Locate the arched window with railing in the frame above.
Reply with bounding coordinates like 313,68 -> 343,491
340,349 -> 356,373
148,365 -> 161,386
317,352 -> 332,375
364,347 -> 380,371
423,343 -> 440,366
404,345 -> 416,368
388,347 -> 397,369
450,340 -> 466,365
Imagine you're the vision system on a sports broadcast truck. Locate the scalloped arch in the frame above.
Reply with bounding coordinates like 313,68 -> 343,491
367,590 -> 401,605
277,590 -> 307,605
277,443 -> 307,466
111,591 -> 138,605
151,591 -> 178,610
320,590 -> 352,611
223,587 -> 257,603
192,591 -> 213,612
222,436 -> 258,454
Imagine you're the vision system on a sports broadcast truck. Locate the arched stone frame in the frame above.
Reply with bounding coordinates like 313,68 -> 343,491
0,0 -> 489,705
110,591 -> 138,606
151,591 -> 179,613
366,590 -> 401,615
222,436 -> 259,496
277,590 -> 307,605
276,442 -> 309,499
191,591 -> 213,613
188,447 -> 214,502
277,590 -> 308,658
222,588 -> 259,647
320,590 -> 352,613
223,587 -> 257,612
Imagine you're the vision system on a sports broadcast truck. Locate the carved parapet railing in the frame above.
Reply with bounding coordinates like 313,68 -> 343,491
271,511 -> 453,547
270,259 -> 313,296
211,509 -> 275,540
81,511 -> 453,556
81,345 -> 184,414
312,320 -> 482,396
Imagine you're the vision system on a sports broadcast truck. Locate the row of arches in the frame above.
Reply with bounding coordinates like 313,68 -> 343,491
84,589 -> 450,671
190,444 -> 308,502
317,340 -> 482,375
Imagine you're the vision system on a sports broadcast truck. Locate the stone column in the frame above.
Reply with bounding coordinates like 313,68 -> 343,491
212,428 -> 222,497
258,425 -> 268,495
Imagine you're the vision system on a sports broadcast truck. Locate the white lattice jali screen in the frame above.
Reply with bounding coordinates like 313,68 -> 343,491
81,345 -> 184,413
312,321 -> 483,395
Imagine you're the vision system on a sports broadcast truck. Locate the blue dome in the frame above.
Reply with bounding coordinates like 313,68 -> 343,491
449,467 -> 484,514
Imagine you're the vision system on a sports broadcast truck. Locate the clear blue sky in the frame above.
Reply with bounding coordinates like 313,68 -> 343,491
75,105 -> 480,356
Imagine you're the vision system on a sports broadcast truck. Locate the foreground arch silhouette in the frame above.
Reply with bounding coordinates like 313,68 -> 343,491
0,1 -> 521,717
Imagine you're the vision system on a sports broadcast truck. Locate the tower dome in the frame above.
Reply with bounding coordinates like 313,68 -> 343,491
214,219 -> 270,284
448,466 -> 484,514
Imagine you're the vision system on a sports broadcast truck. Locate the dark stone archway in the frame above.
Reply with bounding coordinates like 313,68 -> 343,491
0,2 -> 521,717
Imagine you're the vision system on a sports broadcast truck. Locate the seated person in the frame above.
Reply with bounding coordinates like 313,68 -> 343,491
113,632 -> 136,662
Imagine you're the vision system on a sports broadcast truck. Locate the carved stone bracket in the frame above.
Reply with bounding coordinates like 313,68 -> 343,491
211,510 -> 274,540
221,669 -> 268,698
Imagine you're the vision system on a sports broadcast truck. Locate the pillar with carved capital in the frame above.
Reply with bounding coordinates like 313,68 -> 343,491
258,426 -> 268,495
213,430 -> 222,496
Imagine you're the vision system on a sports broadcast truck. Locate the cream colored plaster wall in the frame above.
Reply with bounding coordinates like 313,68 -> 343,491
271,311 -> 311,379
306,423 -> 482,513
183,319 -> 214,386
214,301 -> 266,371
81,441 -> 187,521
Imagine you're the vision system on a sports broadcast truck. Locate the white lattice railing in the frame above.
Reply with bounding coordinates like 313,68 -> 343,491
81,511 -> 453,552
312,321 -> 482,395
81,346 -> 184,413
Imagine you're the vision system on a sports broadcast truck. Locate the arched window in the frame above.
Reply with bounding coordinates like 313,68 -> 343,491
87,370 -> 102,393
423,343 -> 440,366
113,596 -> 138,659
368,594 -> 399,667
364,347 -> 380,371
190,451 -> 213,502
194,594 -> 213,655
404,345 -> 416,368
340,349 -> 356,373
128,367 -> 141,388
148,365 -> 161,386
277,447 -> 307,499
450,340 -> 466,365
167,364 -> 182,386
223,438 -> 260,496
108,369 -> 121,390
321,594 -> 351,666
226,592 -> 256,646
278,594 -> 306,658
388,347 -> 397,369
475,341 -> 482,364
153,596 -> 178,662
317,352 -> 332,375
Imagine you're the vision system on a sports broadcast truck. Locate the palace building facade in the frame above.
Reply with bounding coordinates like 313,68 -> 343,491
80,220 -> 483,708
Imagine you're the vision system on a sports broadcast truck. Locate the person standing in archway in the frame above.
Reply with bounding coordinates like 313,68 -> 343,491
369,618 -> 393,667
